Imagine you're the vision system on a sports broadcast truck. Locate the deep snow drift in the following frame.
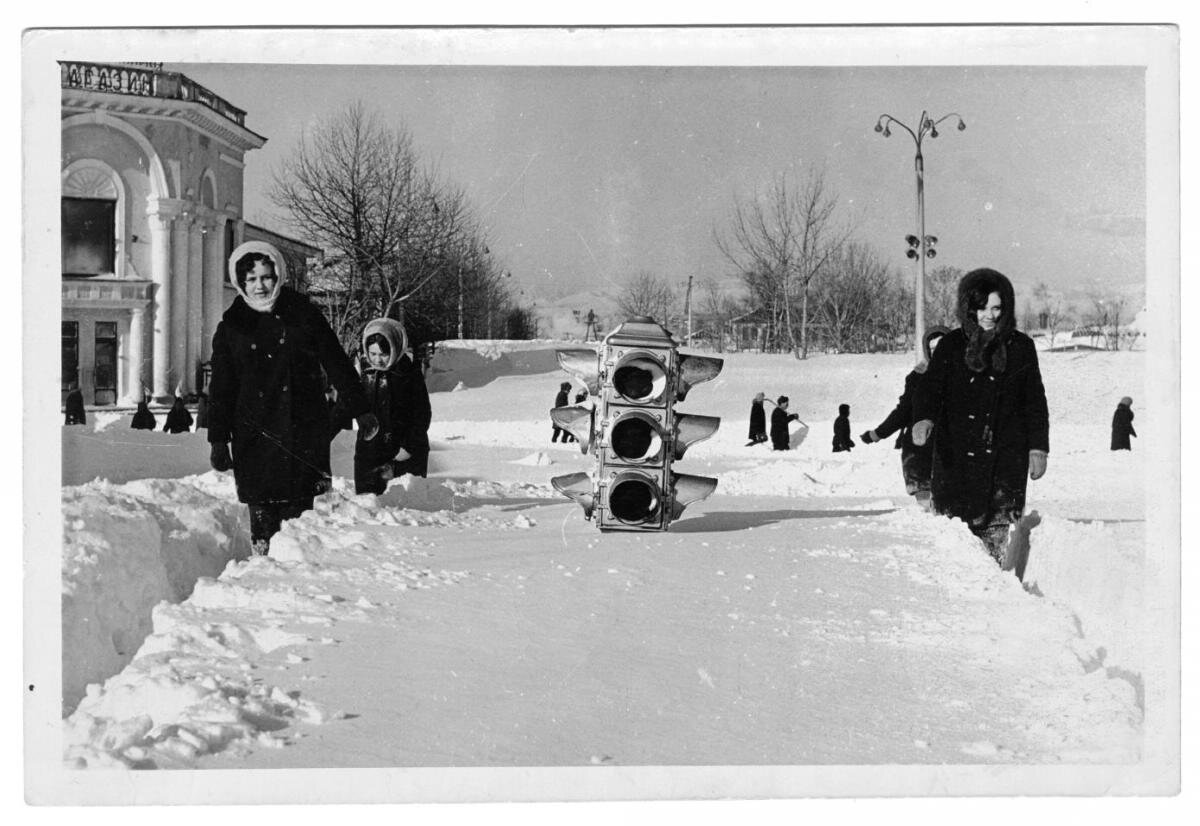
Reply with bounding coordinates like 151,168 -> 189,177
56,343 -> 1150,775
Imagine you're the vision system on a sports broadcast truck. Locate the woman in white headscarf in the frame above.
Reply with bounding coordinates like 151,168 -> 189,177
207,241 -> 378,556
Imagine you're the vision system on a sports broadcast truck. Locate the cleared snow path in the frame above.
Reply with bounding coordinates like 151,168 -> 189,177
65,485 -> 1141,768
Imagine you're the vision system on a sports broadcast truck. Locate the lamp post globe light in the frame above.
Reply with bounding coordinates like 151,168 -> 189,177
874,110 -> 966,358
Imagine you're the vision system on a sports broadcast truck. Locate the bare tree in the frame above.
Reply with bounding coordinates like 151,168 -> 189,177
269,102 -> 526,348
697,278 -> 742,353
715,167 -> 848,358
923,266 -> 963,331
1086,296 -> 1128,350
811,242 -> 894,353
617,270 -> 677,326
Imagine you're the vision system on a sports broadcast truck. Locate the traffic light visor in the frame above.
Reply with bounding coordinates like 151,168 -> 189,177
556,348 -> 602,396
550,404 -> 595,453
551,471 -> 595,519
676,354 -> 724,402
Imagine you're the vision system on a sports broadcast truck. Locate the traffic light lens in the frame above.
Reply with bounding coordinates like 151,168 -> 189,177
611,415 -> 663,462
609,477 -> 659,523
612,357 -> 667,403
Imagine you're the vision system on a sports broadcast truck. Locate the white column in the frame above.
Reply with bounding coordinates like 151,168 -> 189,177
201,214 -> 228,363
146,202 -> 178,402
186,219 -> 205,394
124,306 -> 146,404
170,211 -> 192,397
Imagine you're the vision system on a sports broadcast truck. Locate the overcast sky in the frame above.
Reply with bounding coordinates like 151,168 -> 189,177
171,60 -> 1146,307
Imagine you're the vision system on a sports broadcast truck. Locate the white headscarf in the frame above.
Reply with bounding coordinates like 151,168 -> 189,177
227,241 -> 287,313
361,317 -> 409,371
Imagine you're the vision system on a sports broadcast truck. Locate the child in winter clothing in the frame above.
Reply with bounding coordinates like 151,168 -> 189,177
746,392 -> 769,446
770,395 -> 799,451
832,403 -> 855,452
551,381 -> 574,443
131,399 -> 157,430
860,326 -> 949,505
1111,396 -> 1136,450
163,396 -> 194,433
349,318 -> 432,495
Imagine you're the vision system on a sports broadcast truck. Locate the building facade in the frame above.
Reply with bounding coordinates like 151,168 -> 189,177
61,61 -> 266,405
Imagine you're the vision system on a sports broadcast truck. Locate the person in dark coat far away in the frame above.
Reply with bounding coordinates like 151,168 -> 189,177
861,326 -> 950,507
64,388 -> 86,425
347,317 -> 433,495
912,268 -> 1050,566
195,391 -> 209,430
770,395 -> 799,451
832,403 -> 855,452
163,396 -> 194,433
130,398 -> 157,430
746,392 -> 769,446
1111,396 -> 1136,451
208,241 -> 377,557
551,381 -> 575,443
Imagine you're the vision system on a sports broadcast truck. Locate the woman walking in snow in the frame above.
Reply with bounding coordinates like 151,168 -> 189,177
1110,396 -> 1136,451
912,268 -> 1050,565
746,392 -> 769,446
860,326 -> 949,506
162,396 -> 194,433
207,241 -> 378,556
130,397 -> 156,430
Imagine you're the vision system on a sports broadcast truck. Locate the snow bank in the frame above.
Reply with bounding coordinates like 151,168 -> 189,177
62,473 -> 249,714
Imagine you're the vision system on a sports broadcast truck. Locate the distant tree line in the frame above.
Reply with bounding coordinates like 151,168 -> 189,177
267,102 -> 536,355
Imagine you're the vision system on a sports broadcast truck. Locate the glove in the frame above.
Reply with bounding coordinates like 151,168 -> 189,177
210,442 -> 233,472
1029,450 -> 1048,480
911,419 -> 934,446
356,412 -> 380,441
394,447 -> 412,462
860,430 -> 878,444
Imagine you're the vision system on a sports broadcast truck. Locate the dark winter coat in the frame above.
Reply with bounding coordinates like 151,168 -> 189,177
64,388 -> 86,425
832,414 -> 854,452
770,406 -> 798,450
914,327 -> 1049,527
1111,404 -> 1136,450
130,402 -> 157,430
748,400 -> 767,441
163,399 -> 194,433
208,286 -> 369,505
353,355 -> 432,488
873,369 -> 935,493
195,393 -> 209,429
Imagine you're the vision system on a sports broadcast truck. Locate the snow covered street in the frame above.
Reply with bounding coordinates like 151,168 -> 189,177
46,343 -> 1160,778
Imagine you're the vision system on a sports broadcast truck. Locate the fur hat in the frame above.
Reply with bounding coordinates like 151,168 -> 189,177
228,241 -> 287,313
957,268 -> 1016,373
1120,396 -> 1133,407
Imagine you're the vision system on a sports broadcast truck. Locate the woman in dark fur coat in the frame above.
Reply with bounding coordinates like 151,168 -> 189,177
207,242 -> 377,556
912,269 -> 1049,564
1110,396 -> 1136,450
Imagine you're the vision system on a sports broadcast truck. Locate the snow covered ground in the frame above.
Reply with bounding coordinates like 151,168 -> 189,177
38,341 -> 1176,799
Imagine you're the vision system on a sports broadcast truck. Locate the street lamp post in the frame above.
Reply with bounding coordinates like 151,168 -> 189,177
874,110 -> 966,359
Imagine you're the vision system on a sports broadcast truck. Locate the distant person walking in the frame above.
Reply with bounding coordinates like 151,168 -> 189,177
64,388 -> 86,426
551,381 -> 574,443
912,268 -> 1050,565
163,396 -> 194,433
208,241 -> 376,557
130,398 -> 157,430
746,392 -> 769,446
1111,396 -> 1136,451
770,395 -> 799,451
860,326 -> 949,506
832,403 -> 855,452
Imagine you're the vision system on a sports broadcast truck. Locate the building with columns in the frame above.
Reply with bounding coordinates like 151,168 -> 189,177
61,61 -> 271,406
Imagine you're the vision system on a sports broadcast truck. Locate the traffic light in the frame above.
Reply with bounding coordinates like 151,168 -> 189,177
550,316 -> 723,532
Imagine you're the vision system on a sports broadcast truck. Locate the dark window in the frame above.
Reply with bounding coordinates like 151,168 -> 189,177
62,197 -> 116,277
93,322 -> 118,406
61,321 -> 79,391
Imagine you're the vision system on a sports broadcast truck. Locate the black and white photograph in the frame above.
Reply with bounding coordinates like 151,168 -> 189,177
22,22 -> 1181,806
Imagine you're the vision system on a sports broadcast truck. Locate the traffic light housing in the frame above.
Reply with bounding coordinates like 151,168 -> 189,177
550,316 -> 723,532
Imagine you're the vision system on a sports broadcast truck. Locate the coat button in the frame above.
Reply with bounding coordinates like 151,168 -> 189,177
282,385 -> 288,392
250,343 -> 256,350
279,338 -> 285,344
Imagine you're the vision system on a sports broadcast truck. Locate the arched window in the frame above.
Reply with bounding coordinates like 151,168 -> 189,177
62,162 -> 124,278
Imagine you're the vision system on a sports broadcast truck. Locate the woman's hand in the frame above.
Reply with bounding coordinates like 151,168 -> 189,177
1029,450 -> 1048,480
356,413 -> 380,441
394,447 -> 412,462
210,442 -> 233,472
911,419 -> 934,446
